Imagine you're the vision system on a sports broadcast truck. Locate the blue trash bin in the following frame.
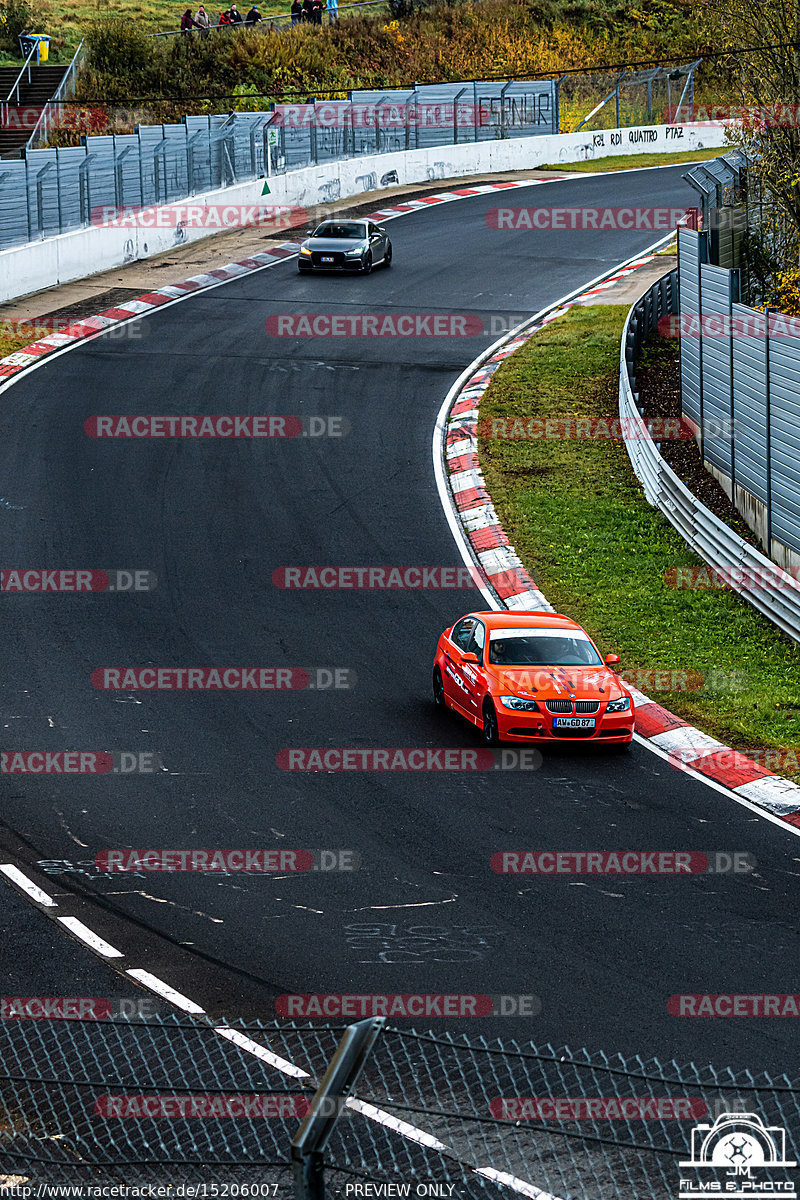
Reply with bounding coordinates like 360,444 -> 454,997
19,33 -> 50,62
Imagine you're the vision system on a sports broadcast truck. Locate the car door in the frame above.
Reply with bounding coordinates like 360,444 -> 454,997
368,222 -> 386,262
443,616 -> 476,714
461,620 -> 487,722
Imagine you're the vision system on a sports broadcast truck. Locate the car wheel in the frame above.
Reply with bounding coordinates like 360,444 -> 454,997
482,701 -> 500,746
362,252 -> 373,275
383,244 -> 392,267
432,666 -> 446,709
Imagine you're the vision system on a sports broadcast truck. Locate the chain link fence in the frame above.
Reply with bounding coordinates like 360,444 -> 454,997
1,1015 -> 798,1198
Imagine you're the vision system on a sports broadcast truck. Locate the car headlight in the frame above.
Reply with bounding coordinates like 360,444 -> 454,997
299,246 -> 312,256
499,696 -> 540,712
345,246 -> 364,256
606,696 -> 631,713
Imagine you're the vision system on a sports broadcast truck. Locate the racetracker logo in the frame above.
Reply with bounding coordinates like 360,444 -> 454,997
486,207 -> 699,231
94,849 -> 358,872
664,102 -> 800,127
490,852 -> 755,875
1,570 -> 155,593
668,747 -> 800,773
265,314 -> 484,337
1,997 -> 157,1020
490,1098 -> 707,1120
277,748 -> 543,771
480,416 -> 695,441
664,566 -> 800,590
83,415 -> 347,438
273,566 -> 504,588
658,314 -> 800,339
1,751 -> 160,775
90,204 -> 308,230
91,667 -> 310,690
669,995 -> 800,1016
275,994 -> 540,1018
94,1095 -> 310,1118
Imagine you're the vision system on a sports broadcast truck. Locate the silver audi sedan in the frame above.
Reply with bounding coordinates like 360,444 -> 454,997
297,219 -> 392,274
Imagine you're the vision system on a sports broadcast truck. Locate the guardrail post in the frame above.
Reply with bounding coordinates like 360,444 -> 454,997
453,86 -> 466,146
766,307 -> 773,552
291,1017 -> 384,1200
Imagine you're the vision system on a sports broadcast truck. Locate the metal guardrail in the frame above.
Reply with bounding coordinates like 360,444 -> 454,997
24,38 -> 85,153
619,267 -> 800,646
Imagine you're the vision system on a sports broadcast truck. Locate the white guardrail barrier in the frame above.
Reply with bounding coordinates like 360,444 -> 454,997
619,267 -> 800,645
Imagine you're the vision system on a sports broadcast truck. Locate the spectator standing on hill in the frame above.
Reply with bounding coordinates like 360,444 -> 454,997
291,0 -> 302,22
180,8 -> 198,32
310,0 -> 322,22
217,8 -> 230,25
327,0 -> 337,22
301,0 -> 312,20
229,2 -> 244,22
195,5 -> 211,32
245,3 -> 261,20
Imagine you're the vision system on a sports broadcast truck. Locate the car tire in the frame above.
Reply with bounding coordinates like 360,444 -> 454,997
432,666 -> 446,710
482,701 -> 500,746
383,244 -> 392,268
362,252 -> 373,275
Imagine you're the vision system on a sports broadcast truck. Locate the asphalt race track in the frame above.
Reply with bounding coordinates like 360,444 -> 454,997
2,165 -> 798,1076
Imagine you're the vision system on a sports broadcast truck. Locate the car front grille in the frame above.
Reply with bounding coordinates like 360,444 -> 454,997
575,701 -> 600,714
312,251 -> 346,266
545,699 -> 572,714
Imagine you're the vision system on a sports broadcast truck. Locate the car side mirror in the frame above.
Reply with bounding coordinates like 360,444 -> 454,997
462,652 -> 479,664
378,226 -> 386,233
605,653 -> 621,665
305,228 -> 314,236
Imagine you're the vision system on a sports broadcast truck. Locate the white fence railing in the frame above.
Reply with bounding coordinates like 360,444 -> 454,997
619,267 -> 800,645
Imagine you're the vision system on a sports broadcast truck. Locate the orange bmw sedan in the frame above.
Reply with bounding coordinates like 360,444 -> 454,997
432,611 -> 635,746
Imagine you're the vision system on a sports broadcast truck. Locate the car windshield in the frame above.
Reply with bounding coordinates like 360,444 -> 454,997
313,223 -> 366,239
488,629 -> 603,667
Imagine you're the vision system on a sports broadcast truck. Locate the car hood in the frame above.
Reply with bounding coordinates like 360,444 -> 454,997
488,664 -> 629,701
304,237 -> 366,252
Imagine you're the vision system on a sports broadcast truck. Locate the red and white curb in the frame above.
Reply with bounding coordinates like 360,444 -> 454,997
0,178 -> 572,383
438,250 -> 800,833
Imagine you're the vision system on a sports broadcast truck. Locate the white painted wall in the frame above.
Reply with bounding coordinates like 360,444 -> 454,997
0,121 -> 729,304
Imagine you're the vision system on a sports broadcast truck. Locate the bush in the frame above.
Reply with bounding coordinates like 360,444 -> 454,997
0,0 -> 44,55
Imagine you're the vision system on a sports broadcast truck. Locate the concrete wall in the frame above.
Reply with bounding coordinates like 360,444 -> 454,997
0,121 -> 728,304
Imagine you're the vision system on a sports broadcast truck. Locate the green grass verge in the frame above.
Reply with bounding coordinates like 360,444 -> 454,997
477,305 -> 800,762
542,148 -> 723,172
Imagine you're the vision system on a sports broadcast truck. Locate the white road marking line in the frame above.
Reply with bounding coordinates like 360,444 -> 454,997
57,916 -> 125,957
125,968 -> 206,1012
0,864 -> 58,906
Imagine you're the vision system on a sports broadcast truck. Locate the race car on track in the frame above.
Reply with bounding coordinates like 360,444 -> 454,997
432,610 -> 635,746
297,220 -> 392,274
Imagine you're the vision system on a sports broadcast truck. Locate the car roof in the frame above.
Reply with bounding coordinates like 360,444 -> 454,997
464,611 -> 583,632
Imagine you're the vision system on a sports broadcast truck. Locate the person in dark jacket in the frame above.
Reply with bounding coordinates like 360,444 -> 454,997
180,8 -> 198,31
311,0 -> 322,22
291,0 -> 302,23
245,4 -> 261,22
229,2 -> 243,21
301,0 -> 312,20
217,8 -> 230,24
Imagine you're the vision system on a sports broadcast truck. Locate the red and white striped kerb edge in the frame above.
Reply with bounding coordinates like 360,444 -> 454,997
442,260 -> 800,831
0,178 -> 569,383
